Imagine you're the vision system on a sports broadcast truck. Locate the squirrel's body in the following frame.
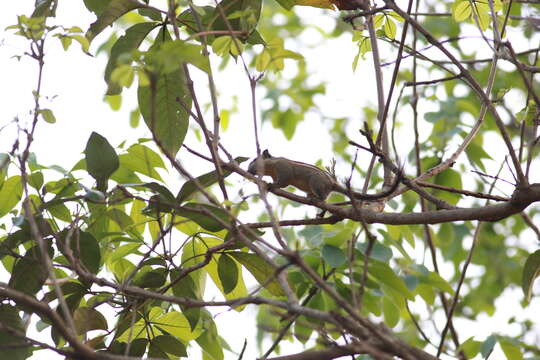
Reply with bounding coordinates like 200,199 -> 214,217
248,150 -> 398,201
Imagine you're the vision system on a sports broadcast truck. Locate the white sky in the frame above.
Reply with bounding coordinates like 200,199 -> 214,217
1,1 -> 540,359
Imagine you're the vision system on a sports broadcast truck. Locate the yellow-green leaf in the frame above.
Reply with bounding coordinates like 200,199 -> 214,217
384,18 -> 397,39
38,109 -> 56,123
453,1 -> 472,21
0,176 -> 23,217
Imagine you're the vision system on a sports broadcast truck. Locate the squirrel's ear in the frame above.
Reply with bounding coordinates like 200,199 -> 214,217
262,149 -> 272,158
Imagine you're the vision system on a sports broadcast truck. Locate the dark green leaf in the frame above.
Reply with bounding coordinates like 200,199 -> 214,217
141,182 -> 176,202
171,269 -> 201,300
177,156 -> 248,203
85,132 -> 119,192
83,0 -> 109,15
73,307 -> 108,335
138,8 -> 162,21
522,249 -> 540,302
86,0 -> 144,41
137,28 -> 191,157
176,203 -> 231,232
0,305 -> 32,360
32,0 -> 57,17
217,254 -> 238,294
8,245 -> 53,296
211,0 -> 262,36
73,231 -> 102,275
133,267 -> 167,288
150,335 -> 187,357
0,229 -> 30,261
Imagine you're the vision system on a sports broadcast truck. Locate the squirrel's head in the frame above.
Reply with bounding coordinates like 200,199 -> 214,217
247,149 -> 272,175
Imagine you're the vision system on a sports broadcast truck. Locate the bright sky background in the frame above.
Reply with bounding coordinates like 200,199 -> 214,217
1,1 -> 539,359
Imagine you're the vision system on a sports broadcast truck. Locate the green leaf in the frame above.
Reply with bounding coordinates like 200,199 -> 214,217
119,144 -> 165,181
321,245 -> 346,268
212,36 -> 243,56
107,208 -> 134,230
217,254 -> 239,294
480,334 -> 497,358
71,231 -> 101,275
104,22 -> 158,95
153,310 -> 202,341
137,38 -> 191,156
133,267 -> 167,288
453,1 -> 472,21
38,108 -> 56,123
210,0 -> 262,36
466,142 -> 492,172
176,203 -> 231,232
414,265 -> 455,295
0,305 -> 31,360
86,0 -> 144,41
152,40 -> 210,74
73,307 -> 108,335
140,182 -> 176,202
0,176 -> 23,217
228,252 -> 284,296
522,249 -> 540,302
499,339 -> 523,360
48,203 -> 72,222
171,269 -> 200,300
356,241 -> 393,262
149,335 -> 187,357
112,258 -> 135,282
195,313 -> 224,360
383,18 -> 397,39
32,0 -> 57,18
0,229 -> 31,261
85,132 -> 119,192
382,296 -> 399,328
8,245 -> 53,296
274,0 -> 295,10
475,2 -> 490,31
369,262 -> 414,300
460,337 -> 481,358
434,168 -> 463,205
294,316 -> 313,343
28,171 -> 44,190
177,156 -> 248,203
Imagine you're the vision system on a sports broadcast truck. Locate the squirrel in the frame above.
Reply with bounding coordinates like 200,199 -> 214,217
247,150 -> 400,201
